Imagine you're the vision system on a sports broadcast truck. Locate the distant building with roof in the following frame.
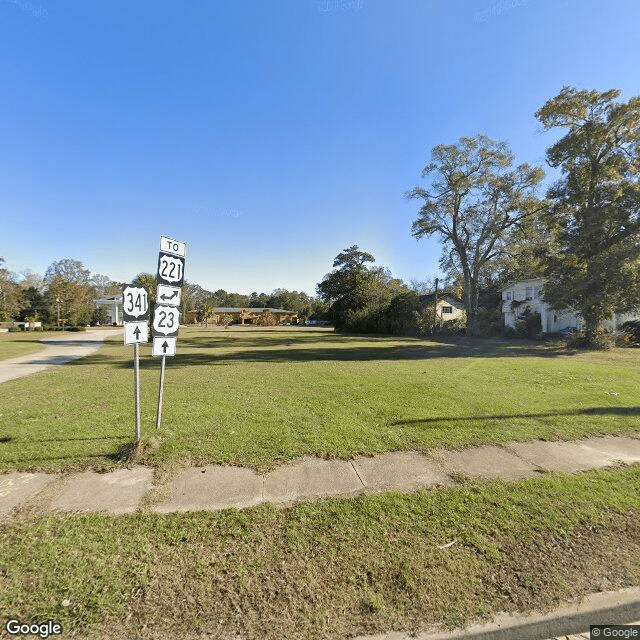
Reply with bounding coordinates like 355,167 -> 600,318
185,307 -> 299,326
418,294 -> 466,324
95,296 -> 123,324
501,277 -> 640,333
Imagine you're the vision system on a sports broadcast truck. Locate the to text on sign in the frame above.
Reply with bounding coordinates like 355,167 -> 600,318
160,236 -> 187,258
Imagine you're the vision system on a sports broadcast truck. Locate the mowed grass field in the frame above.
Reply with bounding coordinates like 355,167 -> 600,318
0,329 -> 51,361
0,326 -> 638,473
1,326 -> 639,639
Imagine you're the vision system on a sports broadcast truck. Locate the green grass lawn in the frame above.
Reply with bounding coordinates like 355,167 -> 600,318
0,330 -> 50,361
2,466 -> 638,639
0,326 -> 638,472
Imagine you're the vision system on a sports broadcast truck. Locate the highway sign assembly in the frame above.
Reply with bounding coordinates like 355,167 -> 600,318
154,236 -> 187,430
121,237 -> 187,439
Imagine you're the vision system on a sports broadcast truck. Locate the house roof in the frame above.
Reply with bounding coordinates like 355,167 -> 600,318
95,296 -> 123,304
211,307 -> 296,314
500,277 -> 545,291
418,294 -> 464,307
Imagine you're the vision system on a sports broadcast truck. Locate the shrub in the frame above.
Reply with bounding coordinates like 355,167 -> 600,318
256,311 -> 277,327
8,325 -> 23,332
475,305 -> 503,337
343,307 -> 378,333
412,308 -> 435,335
377,292 -> 421,336
66,326 -> 87,332
620,320 -> 640,345
219,314 -> 234,328
515,309 -> 542,339
566,330 -> 613,350
440,318 -> 466,336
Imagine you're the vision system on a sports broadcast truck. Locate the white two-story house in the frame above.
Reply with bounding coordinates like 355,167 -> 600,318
502,277 -> 640,334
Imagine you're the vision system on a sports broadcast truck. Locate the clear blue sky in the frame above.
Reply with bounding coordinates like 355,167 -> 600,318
2,0 -> 639,296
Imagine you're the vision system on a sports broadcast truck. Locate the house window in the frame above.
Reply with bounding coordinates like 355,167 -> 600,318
525,286 -> 533,300
442,306 -> 453,314
505,291 -> 511,301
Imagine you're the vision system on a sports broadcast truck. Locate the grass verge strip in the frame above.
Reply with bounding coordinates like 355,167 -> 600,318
1,465 -> 639,639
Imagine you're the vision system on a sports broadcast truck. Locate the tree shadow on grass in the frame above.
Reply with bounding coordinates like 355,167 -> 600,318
392,406 -> 640,427
68,338 -> 572,369
0,435 -> 130,444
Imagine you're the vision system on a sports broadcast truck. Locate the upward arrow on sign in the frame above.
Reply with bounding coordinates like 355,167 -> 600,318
133,326 -> 141,340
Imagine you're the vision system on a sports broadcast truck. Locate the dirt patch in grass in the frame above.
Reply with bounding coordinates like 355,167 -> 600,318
69,509 -> 640,640
484,512 -> 640,614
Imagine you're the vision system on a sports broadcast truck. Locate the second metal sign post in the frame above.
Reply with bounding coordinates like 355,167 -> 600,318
153,235 -> 187,429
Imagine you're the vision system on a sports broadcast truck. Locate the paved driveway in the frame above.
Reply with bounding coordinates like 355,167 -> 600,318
0,328 -> 122,383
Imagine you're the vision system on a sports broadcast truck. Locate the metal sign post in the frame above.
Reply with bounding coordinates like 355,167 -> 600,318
134,342 -> 141,440
156,354 -> 166,430
122,284 -> 150,442
153,236 -> 186,430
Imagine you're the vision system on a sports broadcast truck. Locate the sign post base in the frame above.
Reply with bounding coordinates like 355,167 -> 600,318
156,355 -> 166,430
134,342 -> 141,441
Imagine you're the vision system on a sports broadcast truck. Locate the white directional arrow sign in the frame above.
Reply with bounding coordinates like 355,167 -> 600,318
124,321 -> 148,345
157,284 -> 181,307
153,336 -> 176,357
122,285 -> 150,321
152,304 -> 179,337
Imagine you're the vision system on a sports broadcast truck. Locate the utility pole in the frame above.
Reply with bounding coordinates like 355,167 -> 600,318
432,278 -> 439,337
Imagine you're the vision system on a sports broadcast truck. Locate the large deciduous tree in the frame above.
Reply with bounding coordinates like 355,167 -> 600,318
317,245 -> 406,330
407,135 -> 545,335
535,87 -> 640,340
0,258 -> 22,321
44,259 -> 93,326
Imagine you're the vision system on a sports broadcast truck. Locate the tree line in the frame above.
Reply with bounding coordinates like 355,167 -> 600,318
316,86 -> 640,342
0,258 -> 122,327
4,87 -> 638,340
0,259 -> 328,328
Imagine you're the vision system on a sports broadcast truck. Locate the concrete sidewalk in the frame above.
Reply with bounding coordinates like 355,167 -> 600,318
0,327 -> 121,383
2,433 -> 639,640
2,433 -> 639,518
